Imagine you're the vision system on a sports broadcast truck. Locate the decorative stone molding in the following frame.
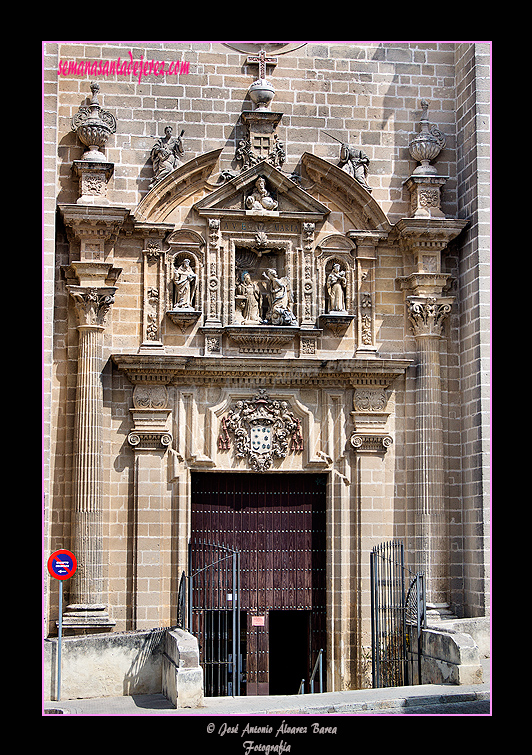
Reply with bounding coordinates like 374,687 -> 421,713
219,389 -> 304,471
72,160 -> 115,206
128,385 -> 172,451
350,433 -> 393,453
68,285 -> 117,328
406,295 -> 454,338
225,325 -> 299,353
350,387 -> 393,453
347,231 -> 388,354
404,175 -> 448,220
59,205 -> 129,262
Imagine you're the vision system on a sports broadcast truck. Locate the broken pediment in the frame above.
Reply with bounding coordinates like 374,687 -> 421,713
194,161 -> 330,222
301,152 -> 391,232
134,148 -> 224,223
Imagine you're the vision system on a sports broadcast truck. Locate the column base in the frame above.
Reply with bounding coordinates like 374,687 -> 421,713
61,604 -> 116,630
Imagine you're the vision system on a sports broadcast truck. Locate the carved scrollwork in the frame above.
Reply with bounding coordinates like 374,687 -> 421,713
407,295 -> 453,337
69,286 -> 116,327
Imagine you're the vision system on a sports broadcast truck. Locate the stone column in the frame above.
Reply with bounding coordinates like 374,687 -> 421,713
407,294 -> 453,612
397,217 -> 467,617
63,281 -> 117,630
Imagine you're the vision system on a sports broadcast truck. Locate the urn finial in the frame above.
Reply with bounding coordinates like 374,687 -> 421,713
409,100 -> 446,175
71,81 -> 117,161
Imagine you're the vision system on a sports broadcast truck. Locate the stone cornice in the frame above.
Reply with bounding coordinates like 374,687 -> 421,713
112,353 -> 412,388
393,217 -> 468,250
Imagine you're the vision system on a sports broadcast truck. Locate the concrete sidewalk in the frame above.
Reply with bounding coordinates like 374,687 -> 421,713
43,660 -> 490,716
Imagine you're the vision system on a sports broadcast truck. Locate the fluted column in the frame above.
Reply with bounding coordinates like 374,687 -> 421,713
63,286 -> 117,630
407,296 -> 453,610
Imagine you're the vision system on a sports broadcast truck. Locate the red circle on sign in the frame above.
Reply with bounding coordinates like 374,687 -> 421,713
47,549 -> 77,580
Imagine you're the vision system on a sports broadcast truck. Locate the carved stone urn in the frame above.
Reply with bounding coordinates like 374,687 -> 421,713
248,78 -> 275,111
409,100 -> 446,175
71,82 -> 117,161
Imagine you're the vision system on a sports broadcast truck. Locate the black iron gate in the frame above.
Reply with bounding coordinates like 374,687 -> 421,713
370,541 -> 426,688
187,540 -> 242,697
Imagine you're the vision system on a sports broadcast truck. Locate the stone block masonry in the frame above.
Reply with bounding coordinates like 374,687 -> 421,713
43,42 -> 490,696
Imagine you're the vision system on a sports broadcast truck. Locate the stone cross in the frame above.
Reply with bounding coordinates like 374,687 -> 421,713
246,49 -> 277,79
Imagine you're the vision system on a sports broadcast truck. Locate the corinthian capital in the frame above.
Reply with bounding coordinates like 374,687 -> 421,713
69,286 -> 117,328
407,295 -> 454,338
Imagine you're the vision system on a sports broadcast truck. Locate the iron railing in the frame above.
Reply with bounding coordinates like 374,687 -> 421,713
370,541 -> 426,688
187,540 -> 241,697
297,647 -> 324,694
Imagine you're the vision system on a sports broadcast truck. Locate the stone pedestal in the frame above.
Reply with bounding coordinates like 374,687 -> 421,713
72,160 -> 114,205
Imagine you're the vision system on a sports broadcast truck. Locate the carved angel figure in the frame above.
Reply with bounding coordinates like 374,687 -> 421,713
262,268 -> 297,326
238,271 -> 262,323
338,143 -> 372,192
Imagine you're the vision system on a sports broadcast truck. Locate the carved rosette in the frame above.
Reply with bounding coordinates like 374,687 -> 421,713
219,389 -> 304,471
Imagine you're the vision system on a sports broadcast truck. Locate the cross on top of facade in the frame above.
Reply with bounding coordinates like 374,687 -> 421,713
246,49 -> 278,79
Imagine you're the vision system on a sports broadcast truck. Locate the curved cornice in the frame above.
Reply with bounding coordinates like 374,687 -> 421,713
134,148 -> 223,223
301,152 -> 391,232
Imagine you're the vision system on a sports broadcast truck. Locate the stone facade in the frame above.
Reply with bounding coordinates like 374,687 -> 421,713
43,41 -> 490,692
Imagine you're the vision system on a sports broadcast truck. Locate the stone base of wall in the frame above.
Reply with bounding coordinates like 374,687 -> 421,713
43,627 -> 202,705
421,617 -> 489,685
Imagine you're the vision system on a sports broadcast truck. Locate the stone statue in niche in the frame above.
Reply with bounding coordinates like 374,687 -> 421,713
338,143 -> 372,193
327,263 -> 347,312
150,126 -> 184,188
172,257 -> 197,309
246,176 -> 278,212
262,268 -> 297,326
236,271 -> 262,323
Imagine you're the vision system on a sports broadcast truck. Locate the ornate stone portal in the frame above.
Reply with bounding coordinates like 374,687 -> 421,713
54,62 -> 472,691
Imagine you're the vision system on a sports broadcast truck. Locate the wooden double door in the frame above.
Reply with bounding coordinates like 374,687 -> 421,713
191,472 -> 327,696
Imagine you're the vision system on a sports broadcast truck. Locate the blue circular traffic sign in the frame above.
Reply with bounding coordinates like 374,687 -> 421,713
47,550 -> 77,580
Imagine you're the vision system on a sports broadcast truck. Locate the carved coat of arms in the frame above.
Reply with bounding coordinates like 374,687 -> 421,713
219,389 -> 303,471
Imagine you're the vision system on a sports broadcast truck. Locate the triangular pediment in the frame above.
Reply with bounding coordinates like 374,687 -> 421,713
194,161 -> 330,220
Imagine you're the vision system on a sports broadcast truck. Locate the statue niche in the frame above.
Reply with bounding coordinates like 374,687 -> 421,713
326,262 -> 347,313
166,252 -> 202,331
234,249 -> 296,327
318,256 -> 355,337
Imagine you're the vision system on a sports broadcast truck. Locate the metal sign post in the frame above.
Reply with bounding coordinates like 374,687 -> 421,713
47,550 -> 77,701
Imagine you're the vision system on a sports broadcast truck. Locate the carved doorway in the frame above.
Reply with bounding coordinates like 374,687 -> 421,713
191,472 -> 327,696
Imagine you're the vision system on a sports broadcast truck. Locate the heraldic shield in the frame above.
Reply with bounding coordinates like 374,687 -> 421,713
219,389 -> 303,471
